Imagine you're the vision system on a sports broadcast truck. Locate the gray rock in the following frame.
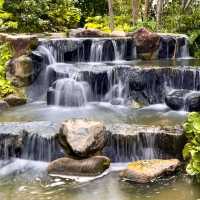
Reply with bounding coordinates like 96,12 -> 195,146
48,156 -> 110,176
185,92 -> 200,112
165,89 -> 189,110
120,159 -> 181,183
58,119 -> 107,158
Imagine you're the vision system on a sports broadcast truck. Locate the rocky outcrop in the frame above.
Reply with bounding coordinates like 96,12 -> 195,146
103,124 -> 186,162
120,159 -> 181,183
6,55 -> 35,87
0,100 -> 9,112
48,156 -> 110,176
4,94 -> 26,107
0,33 -> 38,58
131,28 -> 160,60
58,120 -> 107,157
69,28 -> 110,38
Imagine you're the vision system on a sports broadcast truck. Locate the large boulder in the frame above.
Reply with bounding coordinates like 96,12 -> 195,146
69,28 -> 109,38
165,89 -> 189,110
48,156 -> 110,176
132,28 -> 160,60
58,120 -> 107,157
6,55 -> 37,87
120,159 -> 180,183
0,33 -> 38,58
4,94 -> 26,107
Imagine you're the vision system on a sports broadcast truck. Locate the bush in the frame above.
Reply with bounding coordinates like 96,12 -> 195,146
183,112 -> 200,176
85,15 -> 157,33
1,0 -> 81,32
0,43 -> 14,97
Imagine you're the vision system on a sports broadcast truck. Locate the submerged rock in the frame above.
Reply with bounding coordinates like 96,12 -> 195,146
0,100 -> 9,112
48,156 -> 110,176
58,120 -> 107,158
4,94 -> 26,107
120,159 -> 180,183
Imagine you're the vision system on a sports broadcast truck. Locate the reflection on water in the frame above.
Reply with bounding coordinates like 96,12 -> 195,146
0,159 -> 199,200
0,102 -> 187,126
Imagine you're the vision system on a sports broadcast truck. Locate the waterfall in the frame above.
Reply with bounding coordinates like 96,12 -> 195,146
90,40 -> 105,62
37,45 -> 56,64
50,78 -> 91,107
104,132 -> 163,162
180,38 -> 190,58
22,134 -> 62,162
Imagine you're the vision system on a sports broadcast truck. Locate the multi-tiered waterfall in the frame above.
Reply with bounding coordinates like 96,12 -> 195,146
0,34 -> 193,169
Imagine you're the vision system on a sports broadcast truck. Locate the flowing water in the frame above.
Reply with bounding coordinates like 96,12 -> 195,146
0,36 -> 199,199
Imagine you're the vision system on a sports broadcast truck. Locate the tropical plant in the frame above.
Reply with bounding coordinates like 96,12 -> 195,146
183,112 -> 200,176
1,0 -> 81,32
0,43 -> 14,97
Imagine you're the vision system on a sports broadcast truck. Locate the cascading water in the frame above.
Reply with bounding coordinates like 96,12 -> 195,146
37,45 -> 56,64
50,78 -> 91,107
180,38 -> 190,58
9,35 -> 192,167
90,39 -> 105,62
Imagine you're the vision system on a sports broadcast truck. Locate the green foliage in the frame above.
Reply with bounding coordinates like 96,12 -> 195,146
0,43 -> 14,97
85,16 -> 157,33
74,0 -> 107,25
0,0 -> 18,32
160,0 -> 200,58
1,0 -> 81,32
183,112 -> 200,176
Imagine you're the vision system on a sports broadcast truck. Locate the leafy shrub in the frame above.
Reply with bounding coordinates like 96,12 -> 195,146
85,16 -> 157,33
1,0 -> 81,32
0,43 -> 14,97
183,112 -> 200,176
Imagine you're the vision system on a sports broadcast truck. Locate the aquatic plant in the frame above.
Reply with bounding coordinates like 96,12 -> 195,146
183,112 -> 200,176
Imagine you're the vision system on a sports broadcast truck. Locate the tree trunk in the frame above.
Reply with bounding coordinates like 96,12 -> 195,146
156,0 -> 164,29
144,0 -> 149,20
131,0 -> 138,25
108,0 -> 114,31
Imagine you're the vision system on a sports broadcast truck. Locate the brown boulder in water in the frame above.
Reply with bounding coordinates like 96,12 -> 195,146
120,159 -> 181,183
58,119 -> 107,158
131,28 -> 160,60
48,156 -> 111,176
4,94 -> 26,107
